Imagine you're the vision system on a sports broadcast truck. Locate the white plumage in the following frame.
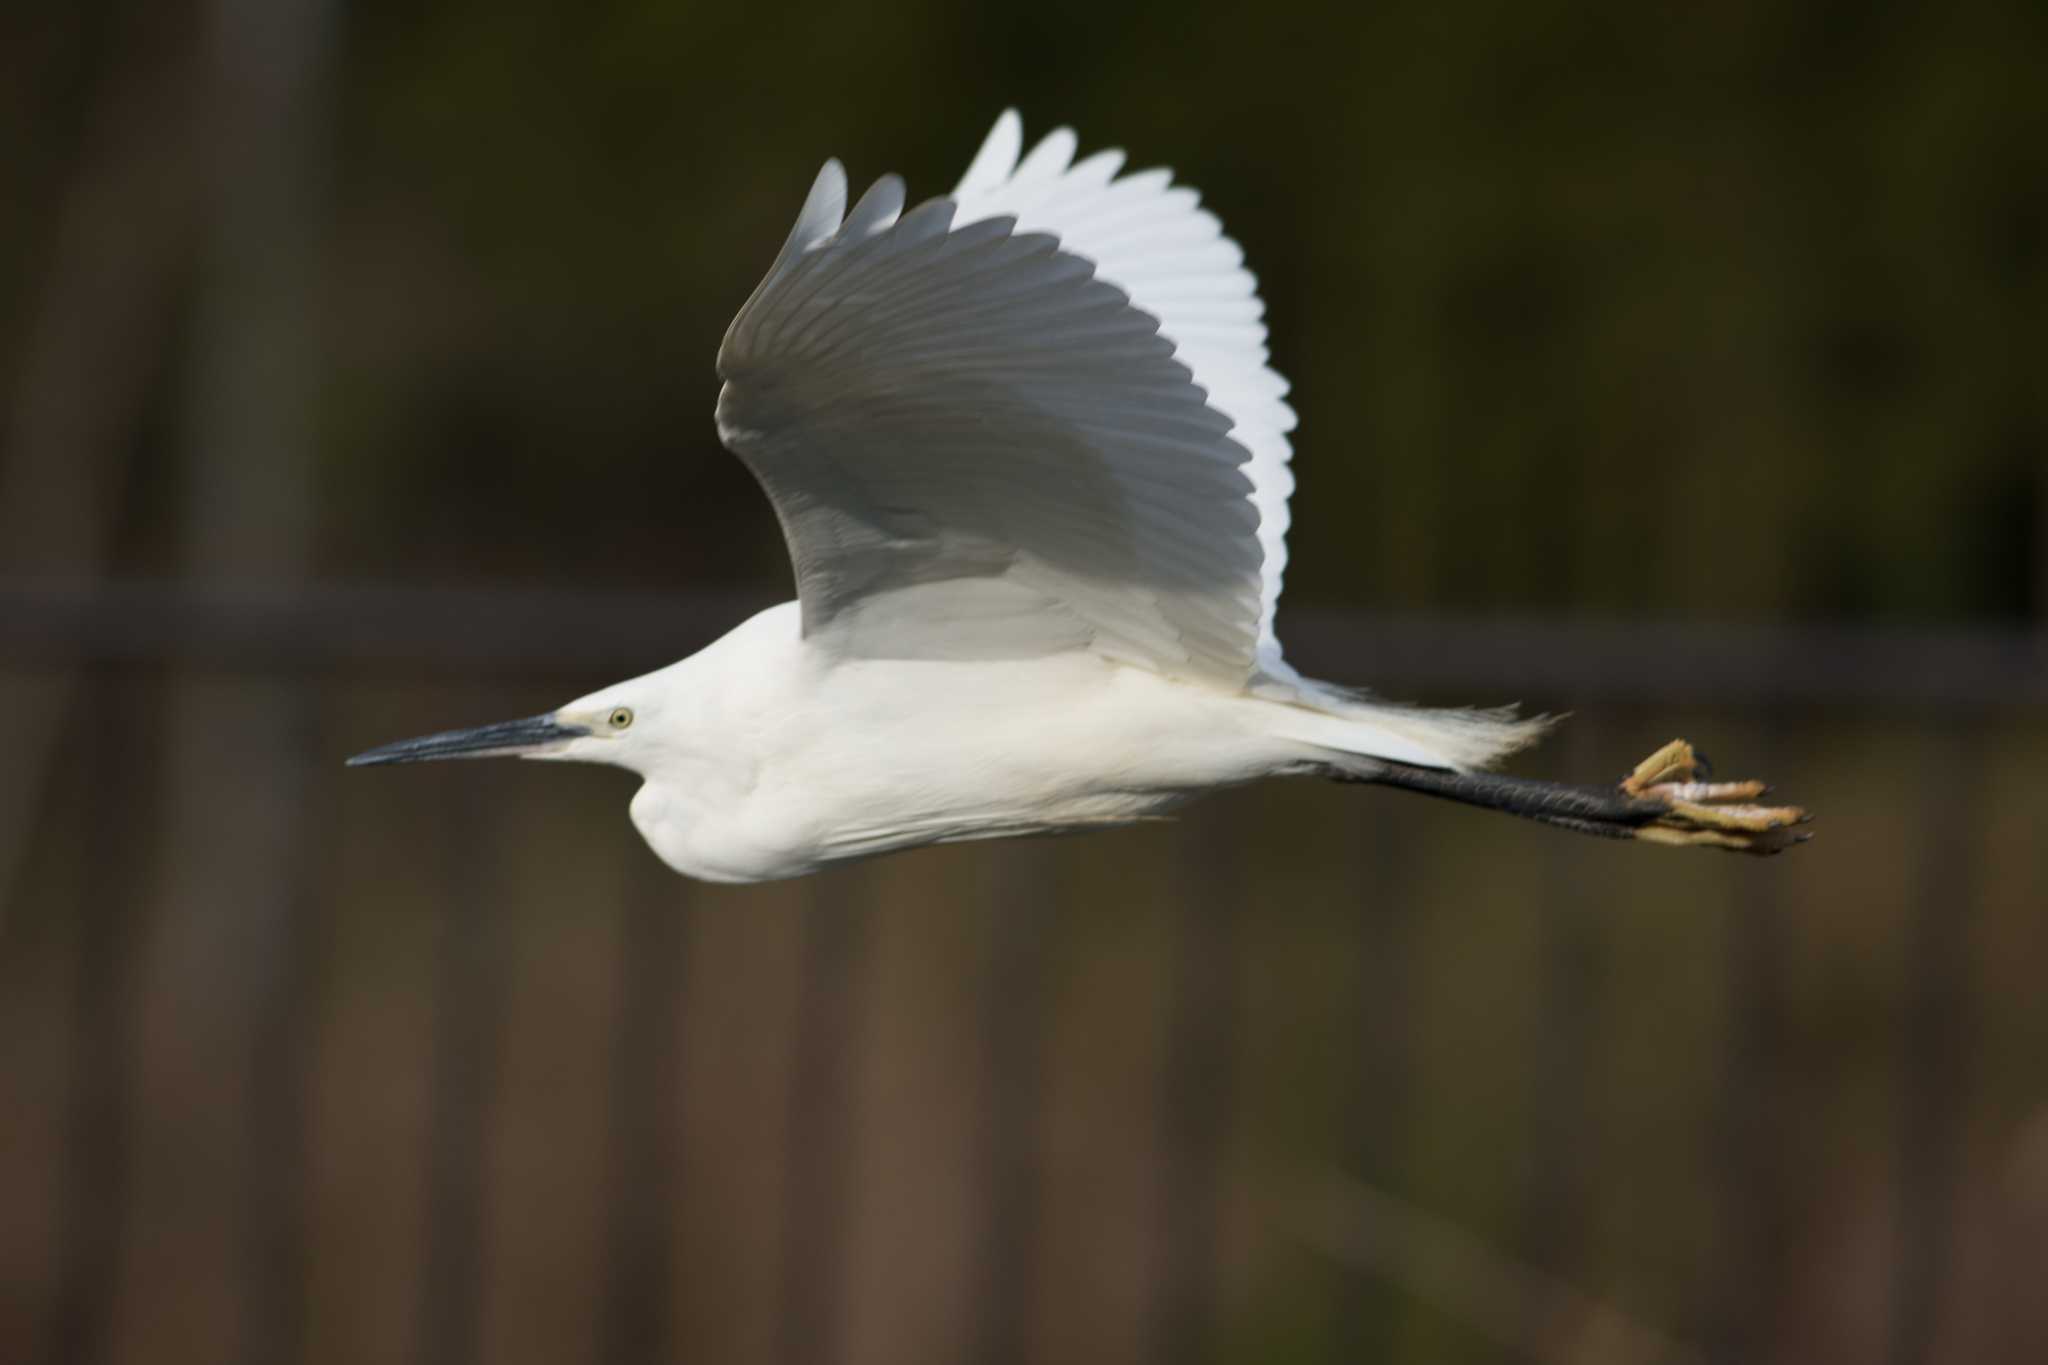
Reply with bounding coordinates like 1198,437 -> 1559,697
952,110 -> 1299,672
720,162 -> 1259,680
349,112 -> 1627,881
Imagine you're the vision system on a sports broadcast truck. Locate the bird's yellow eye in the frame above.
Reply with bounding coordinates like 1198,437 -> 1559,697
608,707 -> 634,730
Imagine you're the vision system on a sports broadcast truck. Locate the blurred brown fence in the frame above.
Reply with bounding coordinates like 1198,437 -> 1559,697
3,583 -> 2046,1365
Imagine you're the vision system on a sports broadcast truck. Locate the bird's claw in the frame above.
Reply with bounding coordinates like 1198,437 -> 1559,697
1619,739 -> 1812,855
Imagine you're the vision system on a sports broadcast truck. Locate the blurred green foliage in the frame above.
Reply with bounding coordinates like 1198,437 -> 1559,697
6,1 -> 2041,620
307,0 -> 2045,620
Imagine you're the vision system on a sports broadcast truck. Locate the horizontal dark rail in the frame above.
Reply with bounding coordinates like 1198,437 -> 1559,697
0,579 -> 2042,706
1280,608 -> 2048,708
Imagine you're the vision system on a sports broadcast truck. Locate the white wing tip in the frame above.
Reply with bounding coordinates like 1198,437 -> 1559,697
1014,125 -> 1078,183
810,158 -> 849,221
844,173 -> 906,239
957,108 -> 1025,196
766,158 -> 849,276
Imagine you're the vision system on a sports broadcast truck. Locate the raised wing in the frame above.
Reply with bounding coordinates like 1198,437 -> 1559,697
716,153 -> 1268,684
952,111 -> 1299,672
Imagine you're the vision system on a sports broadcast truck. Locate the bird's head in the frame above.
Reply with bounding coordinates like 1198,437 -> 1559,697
346,677 -> 667,773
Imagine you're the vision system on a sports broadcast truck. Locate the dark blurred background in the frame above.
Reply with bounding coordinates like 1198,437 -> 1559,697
3,1 -> 2045,1362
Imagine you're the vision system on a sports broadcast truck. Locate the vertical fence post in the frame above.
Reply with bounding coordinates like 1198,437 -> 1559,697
1339,788 -> 1422,1356
239,682 -> 327,1365
776,873 -> 870,1365
46,668 -> 152,1365
1147,823 -> 1240,1365
416,783 -> 504,1365
974,850 -> 1055,1365
1888,722 -> 1976,1365
1521,716 -> 1600,1261
600,860 -> 691,1364
136,2 -> 336,1359
1708,715 -> 1791,1362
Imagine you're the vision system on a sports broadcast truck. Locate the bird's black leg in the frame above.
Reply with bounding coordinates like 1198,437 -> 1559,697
1338,762 -> 1665,840
1329,739 -> 1812,856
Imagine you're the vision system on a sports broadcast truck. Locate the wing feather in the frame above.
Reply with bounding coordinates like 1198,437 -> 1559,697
718,158 -> 1267,683
951,114 -> 1301,672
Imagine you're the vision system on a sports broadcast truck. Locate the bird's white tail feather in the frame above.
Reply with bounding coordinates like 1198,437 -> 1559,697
1254,671 -> 1556,773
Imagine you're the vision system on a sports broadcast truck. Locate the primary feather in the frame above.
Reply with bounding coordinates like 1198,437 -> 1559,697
949,110 -> 1299,674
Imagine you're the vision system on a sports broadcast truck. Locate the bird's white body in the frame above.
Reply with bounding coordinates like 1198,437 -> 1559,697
593,604 -> 1274,881
563,602 -> 1491,882
352,112 -> 1558,879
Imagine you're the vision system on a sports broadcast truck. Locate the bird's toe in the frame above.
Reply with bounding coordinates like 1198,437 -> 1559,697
1618,738 -> 1811,855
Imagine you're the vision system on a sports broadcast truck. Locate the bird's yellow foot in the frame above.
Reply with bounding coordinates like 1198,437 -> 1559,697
1618,739 -> 1812,855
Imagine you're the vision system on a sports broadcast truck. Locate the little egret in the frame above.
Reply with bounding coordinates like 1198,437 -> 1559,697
350,111 -> 1809,881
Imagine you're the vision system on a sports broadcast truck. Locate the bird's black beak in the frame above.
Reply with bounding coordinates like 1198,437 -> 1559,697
346,712 -> 590,767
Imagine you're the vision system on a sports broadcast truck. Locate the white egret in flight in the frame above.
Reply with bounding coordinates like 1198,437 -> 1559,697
350,111 -> 1809,881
